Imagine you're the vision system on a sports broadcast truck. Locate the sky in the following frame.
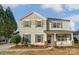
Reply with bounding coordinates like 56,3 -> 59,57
3,4 -> 79,31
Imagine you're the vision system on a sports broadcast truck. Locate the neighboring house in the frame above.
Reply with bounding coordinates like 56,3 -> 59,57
18,11 -> 74,46
0,36 -> 8,43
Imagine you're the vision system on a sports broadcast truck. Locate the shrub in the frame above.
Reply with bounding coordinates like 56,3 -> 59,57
11,35 -> 21,46
74,37 -> 78,43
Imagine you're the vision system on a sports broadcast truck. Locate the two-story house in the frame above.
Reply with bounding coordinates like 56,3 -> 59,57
19,11 -> 74,46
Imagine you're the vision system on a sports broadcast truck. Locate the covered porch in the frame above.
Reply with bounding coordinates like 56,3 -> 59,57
45,30 -> 73,46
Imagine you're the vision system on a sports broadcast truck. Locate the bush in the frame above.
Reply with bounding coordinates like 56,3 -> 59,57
74,37 -> 78,43
11,35 -> 21,46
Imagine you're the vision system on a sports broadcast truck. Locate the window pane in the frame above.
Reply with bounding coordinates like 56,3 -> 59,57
51,22 -> 62,28
23,34 -> 31,43
36,21 -> 42,27
35,34 -> 43,42
52,23 -> 56,28
23,21 -> 31,27
57,39 -> 60,41
57,35 -> 61,41
57,35 -> 68,41
57,23 -> 62,28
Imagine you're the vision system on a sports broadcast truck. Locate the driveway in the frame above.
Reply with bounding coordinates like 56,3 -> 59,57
0,43 -> 14,51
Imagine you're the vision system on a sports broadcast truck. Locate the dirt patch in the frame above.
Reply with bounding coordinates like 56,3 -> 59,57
0,47 -> 79,55
0,44 -> 79,55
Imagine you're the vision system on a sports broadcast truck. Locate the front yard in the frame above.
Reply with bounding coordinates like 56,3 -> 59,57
1,43 -> 79,55
0,46 -> 79,55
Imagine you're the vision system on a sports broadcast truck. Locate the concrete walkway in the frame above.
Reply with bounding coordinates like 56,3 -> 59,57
0,43 -> 14,51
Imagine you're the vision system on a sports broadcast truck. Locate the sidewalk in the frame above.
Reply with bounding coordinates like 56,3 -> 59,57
0,43 -> 14,51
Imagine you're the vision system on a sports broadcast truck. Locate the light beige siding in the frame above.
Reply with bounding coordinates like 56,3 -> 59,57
19,12 -> 47,45
49,20 -> 71,30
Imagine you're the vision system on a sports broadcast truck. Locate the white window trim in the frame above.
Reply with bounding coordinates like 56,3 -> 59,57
36,20 -> 43,27
51,22 -> 62,28
23,34 -> 31,43
57,34 -> 69,41
35,34 -> 43,43
23,21 -> 31,27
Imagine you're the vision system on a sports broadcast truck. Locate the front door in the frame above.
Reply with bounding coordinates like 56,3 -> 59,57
47,35 -> 51,44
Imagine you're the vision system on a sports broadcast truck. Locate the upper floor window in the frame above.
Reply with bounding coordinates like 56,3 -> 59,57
23,21 -> 31,27
51,22 -> 62,28
36,21 -> 42,27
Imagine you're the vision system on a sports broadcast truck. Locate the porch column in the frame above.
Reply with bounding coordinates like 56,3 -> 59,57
54,33 -> 56,41
53,33 -> 56,46
51,35 -> 54,46
71,33 -> 74,45
67,34 -> 69,41
71,33 -> 73,41
44,34 -> 47,47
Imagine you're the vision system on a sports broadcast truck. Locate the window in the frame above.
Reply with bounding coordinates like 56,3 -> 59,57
36,21 -> 42,27
57,23 -> 62,28
35,34 -> 43,42
67,34 -> 71,40
23,21 -> 31,27
57,35 -> 68,41
61,36 -> 65,41
51,22 -> 62,28
52,23 -> 56,28
57,36 -> 61,41
23,34 -> 31,43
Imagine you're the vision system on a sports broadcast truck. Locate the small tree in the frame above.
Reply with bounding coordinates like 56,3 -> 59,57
11,35 -> 21,46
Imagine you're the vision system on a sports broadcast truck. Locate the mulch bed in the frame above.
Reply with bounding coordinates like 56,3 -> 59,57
10,44 -> 79,49
10,45 -> 48,49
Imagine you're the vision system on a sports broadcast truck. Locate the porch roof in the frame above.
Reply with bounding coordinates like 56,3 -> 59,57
44,30 -> 73,34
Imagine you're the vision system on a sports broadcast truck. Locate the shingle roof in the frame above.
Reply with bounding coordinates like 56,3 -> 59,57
47,18 -> 70,21
73,30 -> 79,35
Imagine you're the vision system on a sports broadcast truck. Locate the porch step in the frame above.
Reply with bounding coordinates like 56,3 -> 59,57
47,44 -> 53,47
46,47 -> 53,50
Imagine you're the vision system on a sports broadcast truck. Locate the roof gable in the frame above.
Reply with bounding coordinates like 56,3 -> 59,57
20,11 -> 46,20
